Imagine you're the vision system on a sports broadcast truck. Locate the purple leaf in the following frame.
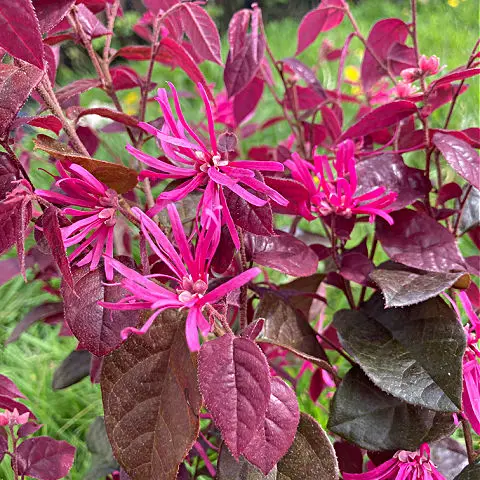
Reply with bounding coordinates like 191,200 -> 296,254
340,251 -> 374,286
370,262 -> 470,308
32,0 -> 76,33
429,67 -> 480,90
177,3 -> 222,65
61,262 -> 141,357
0,154 -> 18,200
387,42 -> 416,75
338,100 -> 417,142
361,18 -> 409,92
224,187 -> 274,236
376,209 -> 466,272
247,231 -> 318,277
0,0 -> 44,68
355,153 -> 431,210
264,176 -> 311,217
6,302 -> 64,344
18,421 -> 43,438
0,374 -> 25,399
198,333 -> 271,458
41,206 -> 74,289
16,437 -> 75,480
110,66 -> 144,91
233,76 -> 264,125
0,63 -> 45,140
0,396 -> 33,418
242,378 -> 300,475
240,318 -> 265,341
296,0 -> 345,55
13,115 -> 63,135
102,310 -> 202,480
433,133 -> 480,189
227,9 -> 251,56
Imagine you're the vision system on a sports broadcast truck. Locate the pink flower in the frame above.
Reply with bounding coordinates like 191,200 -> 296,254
100,204 -> 260,351
285,140 -> 397,225
35,162 -> 118,280
127,82 -> 287,247
400,68 -> 421,84
459,291 -> 480,434
419,55 -> 440,76
343,444 -> 445,480
395,82 -> 419,98
0,408 -> 30,427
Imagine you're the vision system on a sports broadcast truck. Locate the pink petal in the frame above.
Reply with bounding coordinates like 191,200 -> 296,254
197,82 -> 217,153
229,160 -> 284,172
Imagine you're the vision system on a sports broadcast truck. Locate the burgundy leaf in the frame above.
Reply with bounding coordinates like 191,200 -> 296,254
321,105 -> 342,142
437,182 -> 463,205
102,310 -> 202,480
296,0 -> 345,55
433,133 -> 480,189
224,187 -> 274,236
429,67 -> 480,90
309,368 -> 325,402
110,66 -> 144,91
334,441 -> 363,474
76,4 -> 111,39
370,262 -> 470,308
0,154 -> 18,200
233,76 -> 264,125
225,33 -> 265,98
75,125 -> 99,156
62,262 -> 140,356
6,302 -> 64,344
177,3 -> 222,64
264,176 -> 311,217
26,116 -> 63,135
198,333 -> 271,458
0,374 -> 25,399
16,437 -> 75,480
282,58 -> 326,98
338,100 -> 417,142
54,78 -> 101,106
32,0 -> 76,33
0,396 -> 33,418
361,18 -> 409,92
0,0 -> 44,68
355,153 -> 431,210
340,251 -> 374,286
422,83 -> 468,118
247,231 -> 318,277
40,206 -> 74,289
387,42 -> 416,75
241,318 -> 265,341
18,421 -> 43,438
243,377 -> 300,475
228,9 -> 251,56
376,209 -> 466,272
0,63 -> 45,140
0,188 -> 33,275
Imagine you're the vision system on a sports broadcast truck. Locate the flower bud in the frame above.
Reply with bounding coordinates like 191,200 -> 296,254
419,55 -> 440,76
400,67 -> 421,83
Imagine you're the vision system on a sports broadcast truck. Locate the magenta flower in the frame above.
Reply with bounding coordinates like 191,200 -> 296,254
459,291 -> 480,434
35,162 -> 118,280
343,444 -> 445,480
285,140 -> 397,225
0,408 -> 29,427
126,82 -> 288,247
100,204 -> 260,351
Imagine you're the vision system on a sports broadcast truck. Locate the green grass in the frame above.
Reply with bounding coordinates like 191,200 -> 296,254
1,0 -> 479,477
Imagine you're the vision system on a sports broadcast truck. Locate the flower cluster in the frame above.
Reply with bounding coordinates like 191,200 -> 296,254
285,139 -> 398,224
128,82 -> 288,247
343,444 -> 445,480
101,204 -> 260,351
35,162 -> 119,280
0,408 -> 29,427
400,54 -> 441,83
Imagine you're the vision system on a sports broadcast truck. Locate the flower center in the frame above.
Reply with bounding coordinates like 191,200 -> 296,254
195,150 -> 228,172
177,276 -> 208,304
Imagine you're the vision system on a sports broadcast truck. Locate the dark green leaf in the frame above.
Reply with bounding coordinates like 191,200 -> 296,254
277,413 -> 339,480
85,417 -> 119,480
370,262 -> 470,307
334,294 -> 465,411
454,460 -> 480,480
327,367 -> 456,451
217,444 -> 277,480
52,350 -> 91,390
256,293 -> 327,362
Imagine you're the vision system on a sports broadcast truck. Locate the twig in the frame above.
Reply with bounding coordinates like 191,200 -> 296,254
237,227 -> 248,330
1,142 -> 35,190
462,417 -> 476,463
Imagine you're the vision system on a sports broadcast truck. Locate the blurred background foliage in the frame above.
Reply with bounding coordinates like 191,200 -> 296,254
1,0 -> 479,478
